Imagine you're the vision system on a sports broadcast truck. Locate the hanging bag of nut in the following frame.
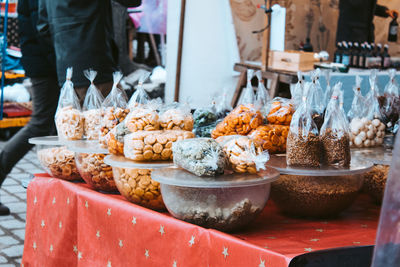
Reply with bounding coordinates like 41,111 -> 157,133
286,82 -> 321,167
320,82 -> 351,167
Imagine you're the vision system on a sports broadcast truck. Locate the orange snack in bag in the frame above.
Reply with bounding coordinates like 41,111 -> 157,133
249,125 -> 289,154
211,105 -> 263,139
266,98 -> 294,126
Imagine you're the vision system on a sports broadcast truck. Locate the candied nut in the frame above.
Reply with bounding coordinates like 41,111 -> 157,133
153,143 -> 163,154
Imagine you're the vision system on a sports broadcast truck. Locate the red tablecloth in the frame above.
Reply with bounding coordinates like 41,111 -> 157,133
22,175 -> 380,267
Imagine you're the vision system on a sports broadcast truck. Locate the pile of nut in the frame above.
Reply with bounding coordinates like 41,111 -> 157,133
350,118 -> 385,147
159,109 -> 194,131
124,130 -> 195,161
113,167 -> 164,210
100,107 -> 130,146
286,132 -> 321,167
76,153 -> 116,192
55,106 -> 84,140
125,107 -> 160,132
83,109 -> 102,140
37,146 -> 81,180
218,136 -> 263,174
249,125 -> 289,154
211,105 -> 263,138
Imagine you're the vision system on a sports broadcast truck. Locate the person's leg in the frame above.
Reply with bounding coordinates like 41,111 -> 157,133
0,76 -> 59,215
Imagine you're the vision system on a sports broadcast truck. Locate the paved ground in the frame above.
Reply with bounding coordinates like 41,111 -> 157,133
0,142 -> 43,267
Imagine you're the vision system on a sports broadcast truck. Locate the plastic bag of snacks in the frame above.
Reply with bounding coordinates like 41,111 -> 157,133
55,68 -> 85,140
215,87 -> 233,118
211,104 -> 263,138
159,102 -> 194,131
307,70 -> 325,130
37,146 -> 81,180
365,69 -> 383,121
248,124 -> 289,154
107,120 -> 130,155
320,82 -> 351,167
99,72 -> 130,147
124,130 -> 195,161
290,72 -> 304,109
286,83 -> 321,167
323,69 -> 333,108
127,72 -> 151,108
172,138 -> 226,176
82,69 -> 104,140
266,97 -> 294,126
347,76 -> 366,120
379,69 -> 400,132
216,135 -> 269,174
193,103 -> 218,137
254,70 -> 270,115
238,69 -> 256,106
125,107 -> 160,132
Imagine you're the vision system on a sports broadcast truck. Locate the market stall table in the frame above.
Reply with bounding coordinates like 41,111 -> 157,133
22,174 -> 380,267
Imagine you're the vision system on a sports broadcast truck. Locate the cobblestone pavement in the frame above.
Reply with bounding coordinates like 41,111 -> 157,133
0,142 -> 43,266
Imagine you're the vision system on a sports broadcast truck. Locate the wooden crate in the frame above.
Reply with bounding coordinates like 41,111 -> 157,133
268,50 -> 316,72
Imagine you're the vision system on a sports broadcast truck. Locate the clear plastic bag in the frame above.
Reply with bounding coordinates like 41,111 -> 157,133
82,69 -> 104,140
172,138 -> 226,176
286,82 -> 321,167
379,69 -> 400,132
100,72 -> 130,146
254,70 -> 270,115
124,130 -> 195,161
107,120 -> 130,155
125,106 -> 160,132
266,97 -> 294,126
238,69 -> 255,106
55,67 -> 85,140
365,69 -> 383,121
215,87 -> 233,119
211,104 -> 263,138
307,69 -> 325,130
347,76 -> 366,120
193,103 -> 218,137
127,72 -> 151,108
216,135 -> 269,174
320,82 -> 351,167
248,124 -> 289,154
323,69 -> 333,108
159,102 -> 194,131
291,71 -> 304,109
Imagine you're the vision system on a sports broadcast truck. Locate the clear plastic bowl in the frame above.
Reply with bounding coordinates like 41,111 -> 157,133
151,167 -> 279,232
271,174 -> 364,218
363,165 -> 389,204
75,153 -> 117,192
112,167 -> 165,210
35,144 -> 81,181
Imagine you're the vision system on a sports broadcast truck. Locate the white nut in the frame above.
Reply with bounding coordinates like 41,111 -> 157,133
358,131 -> 367,141
372,119 -> 380,127
354,136 -> 363,147
370,140 -> 376,147
378,123 -> 386,131
364,139 -> 371,147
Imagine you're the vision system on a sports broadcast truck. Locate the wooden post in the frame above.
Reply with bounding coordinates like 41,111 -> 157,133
261,0 -> 272,71
174,0 -> 186,102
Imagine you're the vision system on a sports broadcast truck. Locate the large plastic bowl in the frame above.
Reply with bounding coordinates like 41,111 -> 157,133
271,174 -> 364,218
152,167 -> 279,232
75,152 -> 117,192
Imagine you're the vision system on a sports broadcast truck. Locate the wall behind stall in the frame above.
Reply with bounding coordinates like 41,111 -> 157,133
165,0 -> 240,108
231,0 -> 400,62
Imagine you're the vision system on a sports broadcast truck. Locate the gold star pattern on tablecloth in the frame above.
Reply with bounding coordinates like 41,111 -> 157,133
159,225 -> 165,236
67,197 -> 70,205
145,249 -> 149,259
96,230 -> 101,239
259,258 -> 266,267
132,216 -> 137,225
77,251 -> 83,260
32,241 -> 37,251
52,197 -> 56,205
34,196 -> 37,205
40,220 -> 45,228
172,260 -> 177,267
107,261 -> 112,267
59,221 -> 62,229
188,236 -> 195,247
50,244 -> 54,252
119,240 -> 123,248
304,248 -> 313,252
107,208 -> 112,216
315,229 -> 324,232
73,245 -> 78,254
85,201 -> 89,209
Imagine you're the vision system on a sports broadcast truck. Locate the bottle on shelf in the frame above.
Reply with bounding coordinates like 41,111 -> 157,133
352,42 -> 360,68
334,42 -> 343,63
376,43 -> 382,58
388,14 -> 398,42
364,44 -> 373,68
370,43 -> 376,57
341,41 -> 351,66
359,43 -> 366,69
382,44 -> 391,69
348,41 -> 354,67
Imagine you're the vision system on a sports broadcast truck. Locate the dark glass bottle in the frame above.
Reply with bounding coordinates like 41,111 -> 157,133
334,42 -> 343,63
303,37 -> 314,52
348,41 -> 354,67
352,42 -> 360,68
388,14 -> 398,42
359,43 -> 366,69
370,43 -> 376,57
382,44 -> 391,69
341,41 -> 351,66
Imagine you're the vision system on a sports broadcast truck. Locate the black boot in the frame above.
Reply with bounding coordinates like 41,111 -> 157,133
0,202 -> 10,216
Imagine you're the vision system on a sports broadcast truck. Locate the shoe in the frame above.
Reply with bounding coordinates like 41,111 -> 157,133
0,202 -> 10,216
